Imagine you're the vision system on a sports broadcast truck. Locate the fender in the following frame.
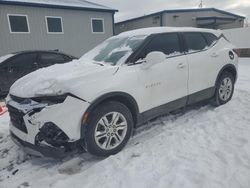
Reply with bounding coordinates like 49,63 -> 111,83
215,64 -> 237,86
80,92 -> 139,138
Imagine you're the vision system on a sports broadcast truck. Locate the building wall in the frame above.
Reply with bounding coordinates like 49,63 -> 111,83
115,14 -> 161,34
217,21 -> 244,29
0,4 -> 114,57
163,10 -> 243,29
163,11 -> 197,27
115,10 -> 244,35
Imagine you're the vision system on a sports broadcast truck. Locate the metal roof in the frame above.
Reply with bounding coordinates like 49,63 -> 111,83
116,8 -> 245,24
0,0 -> 118,12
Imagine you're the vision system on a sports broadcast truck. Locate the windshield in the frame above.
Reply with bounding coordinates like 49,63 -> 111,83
80,35 -> 147,65
0,54 -> 14,64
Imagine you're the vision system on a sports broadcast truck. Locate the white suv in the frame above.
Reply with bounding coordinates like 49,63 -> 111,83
7,27 -> 238,158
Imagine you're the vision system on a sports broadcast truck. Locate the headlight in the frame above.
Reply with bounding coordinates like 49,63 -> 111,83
31,95 -> 68,105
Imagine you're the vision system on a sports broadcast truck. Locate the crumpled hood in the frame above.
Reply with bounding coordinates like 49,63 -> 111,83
10,60 -> 118,98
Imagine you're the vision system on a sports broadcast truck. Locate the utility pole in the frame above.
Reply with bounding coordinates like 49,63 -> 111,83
199,0 -> 203,8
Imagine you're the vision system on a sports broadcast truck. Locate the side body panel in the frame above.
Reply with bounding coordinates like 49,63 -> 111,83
136,55 -> 188,110
187,37 -> 238,96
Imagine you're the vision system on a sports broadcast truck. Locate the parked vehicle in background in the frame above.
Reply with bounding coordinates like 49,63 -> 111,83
6,27 -> 238,158
0,50 -> 77,96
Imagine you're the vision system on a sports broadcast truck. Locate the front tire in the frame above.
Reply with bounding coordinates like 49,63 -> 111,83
212,71 -> 235,106
85,101 -> 133,157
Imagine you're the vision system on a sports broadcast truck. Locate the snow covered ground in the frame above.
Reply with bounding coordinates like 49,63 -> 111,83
1,58 -> 250,188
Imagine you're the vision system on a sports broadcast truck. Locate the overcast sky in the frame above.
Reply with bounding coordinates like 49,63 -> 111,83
91,0 -> 250,23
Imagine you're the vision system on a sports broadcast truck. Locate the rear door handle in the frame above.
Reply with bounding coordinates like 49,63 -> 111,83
211,52 -> 218,57
177,63 -> 186,69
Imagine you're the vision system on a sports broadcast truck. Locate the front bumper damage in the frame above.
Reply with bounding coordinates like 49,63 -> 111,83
10,132 -> 75,158
7,95 -> 90,158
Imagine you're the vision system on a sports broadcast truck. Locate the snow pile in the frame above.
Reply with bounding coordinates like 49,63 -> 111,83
10,60 -> 118,98
0,59 -> 250,188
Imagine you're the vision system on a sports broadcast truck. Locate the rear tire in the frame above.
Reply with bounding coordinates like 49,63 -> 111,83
211,71 -> 235,106
85,101 -> 133,157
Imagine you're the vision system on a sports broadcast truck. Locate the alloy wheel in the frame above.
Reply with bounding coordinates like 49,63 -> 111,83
219,77 -> 233,101
94,112 -> 128,150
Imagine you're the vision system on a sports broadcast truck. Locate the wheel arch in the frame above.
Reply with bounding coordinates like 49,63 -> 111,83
215,64 -> 237,85
81,92 -> 139,134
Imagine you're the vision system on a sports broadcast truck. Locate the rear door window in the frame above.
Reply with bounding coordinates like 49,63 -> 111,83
183,32 -> 208,52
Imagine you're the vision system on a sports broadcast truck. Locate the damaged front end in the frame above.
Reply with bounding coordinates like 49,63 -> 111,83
7,94 -> 89,158
36,122 -> 70,147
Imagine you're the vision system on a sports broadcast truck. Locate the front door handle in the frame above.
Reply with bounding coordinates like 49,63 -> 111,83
34,62 -> 39,68
177,63 -> 186,69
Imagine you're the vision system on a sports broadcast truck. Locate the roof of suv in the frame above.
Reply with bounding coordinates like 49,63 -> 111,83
117,27 -> 222,38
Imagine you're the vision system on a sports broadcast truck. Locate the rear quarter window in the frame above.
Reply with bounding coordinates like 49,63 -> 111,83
202,33 -> 218,47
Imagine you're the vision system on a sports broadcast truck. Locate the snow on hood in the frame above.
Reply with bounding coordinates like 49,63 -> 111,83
10,60 -> 118,98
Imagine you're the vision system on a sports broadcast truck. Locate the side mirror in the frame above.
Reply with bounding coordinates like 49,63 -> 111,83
141,51 -> 166,69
